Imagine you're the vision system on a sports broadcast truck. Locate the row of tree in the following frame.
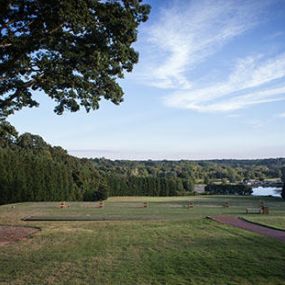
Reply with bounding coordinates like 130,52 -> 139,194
106,175 -> 194,197
0,121 -> 107,204
0,121 -> 195,204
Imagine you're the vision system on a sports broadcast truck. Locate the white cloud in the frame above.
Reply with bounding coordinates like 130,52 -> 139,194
135,0 -> 285,112
278,112 -> 285,118
164,54 -> 285,112
138,0 -> 270,89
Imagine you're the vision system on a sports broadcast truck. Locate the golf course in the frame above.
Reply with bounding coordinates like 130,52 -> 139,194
1,195 -> 284,285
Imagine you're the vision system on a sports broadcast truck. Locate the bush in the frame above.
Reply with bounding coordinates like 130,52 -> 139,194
83,181 -> 109,201
205,184 -> 252,195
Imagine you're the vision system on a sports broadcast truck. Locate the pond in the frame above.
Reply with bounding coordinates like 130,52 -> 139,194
252,186 -> 282,198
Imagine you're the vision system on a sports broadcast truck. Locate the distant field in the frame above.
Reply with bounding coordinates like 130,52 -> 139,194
0,195 -> 285,285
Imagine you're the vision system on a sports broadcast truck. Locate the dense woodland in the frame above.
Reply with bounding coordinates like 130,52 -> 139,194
0,121 -> 108,204
92,157 -> 285,184
92,158 -> 285,198
1,122 -> 285,204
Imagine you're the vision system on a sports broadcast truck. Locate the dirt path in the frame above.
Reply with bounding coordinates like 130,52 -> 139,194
0,225 -> 40,246
209,216 -> 285,243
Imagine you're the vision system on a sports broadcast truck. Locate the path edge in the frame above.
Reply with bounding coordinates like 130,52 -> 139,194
239,217 -> 285,232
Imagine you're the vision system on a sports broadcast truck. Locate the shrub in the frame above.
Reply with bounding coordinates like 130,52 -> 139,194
205,184 -> 252,195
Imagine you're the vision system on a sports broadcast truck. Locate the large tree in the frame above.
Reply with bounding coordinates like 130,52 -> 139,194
0,0 -> 150,118
0,119 -> 18,146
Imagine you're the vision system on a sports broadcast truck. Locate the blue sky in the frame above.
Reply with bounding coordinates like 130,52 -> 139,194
8,0 -> 285,160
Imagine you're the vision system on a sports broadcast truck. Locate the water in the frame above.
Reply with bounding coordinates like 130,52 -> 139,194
252,186 -> 282,198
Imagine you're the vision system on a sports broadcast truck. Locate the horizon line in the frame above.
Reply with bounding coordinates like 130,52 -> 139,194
67,149 -> 285,161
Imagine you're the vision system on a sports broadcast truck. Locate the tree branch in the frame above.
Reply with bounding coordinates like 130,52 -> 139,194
0,43 -> 12,48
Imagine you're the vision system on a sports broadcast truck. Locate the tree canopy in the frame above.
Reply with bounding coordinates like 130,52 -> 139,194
0,0 -> 150,118
0,127 -> 106,204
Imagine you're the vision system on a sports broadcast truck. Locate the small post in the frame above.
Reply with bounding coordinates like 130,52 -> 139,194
59,201 -> 70,208
95,201 -> 104,208
188,201 -> 193,208
223,202 -> 229,208
143,202 -> 148,208
262,206 -> 269,215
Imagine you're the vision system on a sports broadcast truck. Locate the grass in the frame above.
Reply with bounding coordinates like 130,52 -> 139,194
0,195 -> 285,285
241,215 -> 285,230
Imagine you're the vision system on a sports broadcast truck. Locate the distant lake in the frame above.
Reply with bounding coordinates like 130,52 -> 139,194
252,186 -> 282,198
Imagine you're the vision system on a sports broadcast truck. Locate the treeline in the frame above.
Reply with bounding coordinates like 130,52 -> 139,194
1,121 -> 193,205
94,158 -> 195,197
0,121 -> 106,204
91,158 -> 285,184
107,175 -> 194,196
205,184 -> 253,195
1,121 -> 285,204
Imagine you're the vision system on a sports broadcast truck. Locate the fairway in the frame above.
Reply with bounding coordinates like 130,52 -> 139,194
0,195 -> 285,285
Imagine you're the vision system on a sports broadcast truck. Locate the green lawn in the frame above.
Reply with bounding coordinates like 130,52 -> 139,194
0,195 -> 285,285
240,215 -> 285,230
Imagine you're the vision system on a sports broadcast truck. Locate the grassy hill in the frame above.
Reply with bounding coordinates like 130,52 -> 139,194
1,195 -> 284,285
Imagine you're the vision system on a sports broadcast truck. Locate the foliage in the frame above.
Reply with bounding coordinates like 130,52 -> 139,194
1,120 -> 284,203
0,121 -> 105,204
0,0 -> 150,118
205,184 -> 253,195
0,119 -> 18,147
92,158 -> 284,185
83,179 -> 109,201
106,175 -> 184,197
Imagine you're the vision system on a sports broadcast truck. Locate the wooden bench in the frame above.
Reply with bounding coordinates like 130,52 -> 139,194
246,208 -> 262,214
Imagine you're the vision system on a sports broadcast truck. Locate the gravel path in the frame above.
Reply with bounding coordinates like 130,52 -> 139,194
0,225 -> 39,246
209,216 -> 285,243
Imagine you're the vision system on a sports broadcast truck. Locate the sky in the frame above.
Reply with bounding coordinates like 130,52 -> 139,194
8,0 -> 285,160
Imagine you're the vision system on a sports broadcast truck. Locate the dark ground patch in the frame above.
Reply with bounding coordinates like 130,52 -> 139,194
0,225 -> 40,246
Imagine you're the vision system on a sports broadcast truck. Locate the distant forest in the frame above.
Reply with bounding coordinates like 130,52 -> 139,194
1,122 -> 285,204
92,158 -> 285,198
92,157 -> 284,184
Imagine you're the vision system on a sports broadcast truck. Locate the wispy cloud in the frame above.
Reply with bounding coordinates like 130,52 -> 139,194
136,0 -> 285,112
165,54 -> 285,112
139,0 -> 269,88
278,112 -> 285,118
